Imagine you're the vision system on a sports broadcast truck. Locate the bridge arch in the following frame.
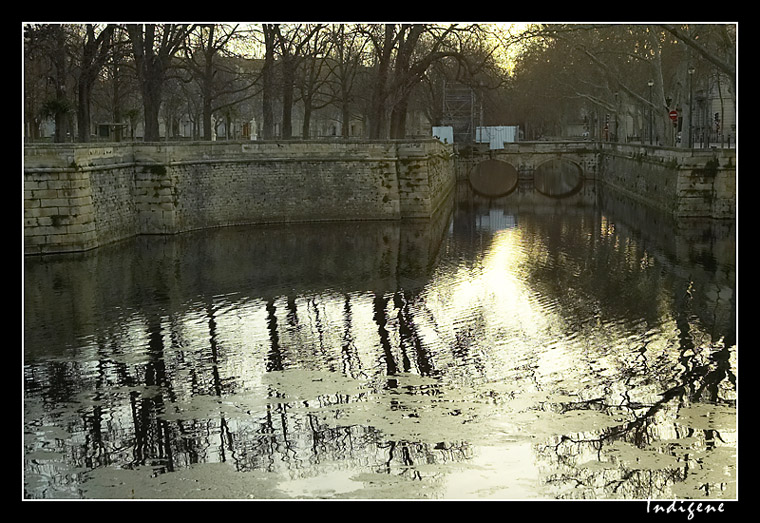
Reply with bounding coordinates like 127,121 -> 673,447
467,158 -> 518,197
533,157 -> 584,198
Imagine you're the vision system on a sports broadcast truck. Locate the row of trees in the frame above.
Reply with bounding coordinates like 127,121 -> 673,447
507,24 -> 737,145
23,23 -> 515,143
23,23 -> 737,146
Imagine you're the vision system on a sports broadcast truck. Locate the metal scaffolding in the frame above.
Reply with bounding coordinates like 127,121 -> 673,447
441,80 -> 476,144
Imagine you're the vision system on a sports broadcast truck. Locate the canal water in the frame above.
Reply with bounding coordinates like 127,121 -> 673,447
23,179 -> 737,500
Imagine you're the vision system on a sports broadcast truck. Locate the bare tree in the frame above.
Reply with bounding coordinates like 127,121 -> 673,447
181,24 -> 245,140
660,24 -> 736,92
98,26 -> 139,142
324,24 -> 368,138
297,27 -> 334,138
261,24 -> 278,140
272,24 -> 326,139
75,24 -> 116,142
362,24 -> 480,139
126,24 -> 195,141
508,23 -> 736,145
363,24 -> 396,139
25,24 -> 75,142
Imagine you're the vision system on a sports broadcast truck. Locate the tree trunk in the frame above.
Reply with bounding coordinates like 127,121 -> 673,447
109,52 -> 126,142
127,24 -> 192,143
302,105 -> 312,139
201,42 -> 215,140
341,98 -> 351,137
262,63 -> 275,139
389,97 -> 409,139
54,111 -> 69,143
261,24 -> 277,140
77,79 -> 93,142
142,77 -> 163,142
281,81 -> 294,139
52,26 -> 69,143
203,95 -> 213,141
368,67 -> 389,139
368,25 -> 394,139
112,89 -> 122,142
280,62 -> 295,139
77,24 -> 116,142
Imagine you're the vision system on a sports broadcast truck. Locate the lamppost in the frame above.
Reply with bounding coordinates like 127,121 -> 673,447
688,66 -> 695,148
648,80 -> 654,145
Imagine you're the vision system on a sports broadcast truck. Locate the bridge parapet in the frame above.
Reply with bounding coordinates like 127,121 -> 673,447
459,141 -> 601,180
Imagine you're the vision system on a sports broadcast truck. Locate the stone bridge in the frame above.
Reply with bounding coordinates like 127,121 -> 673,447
458,141 -> 599,198
457,141 -> 735,221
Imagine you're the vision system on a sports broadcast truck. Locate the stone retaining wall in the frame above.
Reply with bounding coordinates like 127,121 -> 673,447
24,140 -> 455,255
598,143 -> 735,220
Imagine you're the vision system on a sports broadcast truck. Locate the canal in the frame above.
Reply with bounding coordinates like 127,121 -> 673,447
23,178 -> 736,500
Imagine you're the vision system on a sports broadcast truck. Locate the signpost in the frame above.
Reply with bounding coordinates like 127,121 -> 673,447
669,110 -> 678,145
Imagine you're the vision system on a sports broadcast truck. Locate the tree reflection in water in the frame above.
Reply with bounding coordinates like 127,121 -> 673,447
534,336 -> 735,499
23,184 -> 736,499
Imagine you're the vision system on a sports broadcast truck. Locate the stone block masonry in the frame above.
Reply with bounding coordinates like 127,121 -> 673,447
597,143 -> 735,220
24,140 -> 455,255
24,167 -> 99,253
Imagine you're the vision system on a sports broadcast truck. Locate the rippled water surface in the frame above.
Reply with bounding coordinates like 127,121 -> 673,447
23,182 -> 737,500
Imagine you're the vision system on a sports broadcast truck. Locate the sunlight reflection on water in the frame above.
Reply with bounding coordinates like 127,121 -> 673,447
23,182 -> 736,500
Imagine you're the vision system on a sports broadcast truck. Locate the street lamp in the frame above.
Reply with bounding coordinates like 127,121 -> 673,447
648,80 -> 654,145
688,66 -> 695,148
